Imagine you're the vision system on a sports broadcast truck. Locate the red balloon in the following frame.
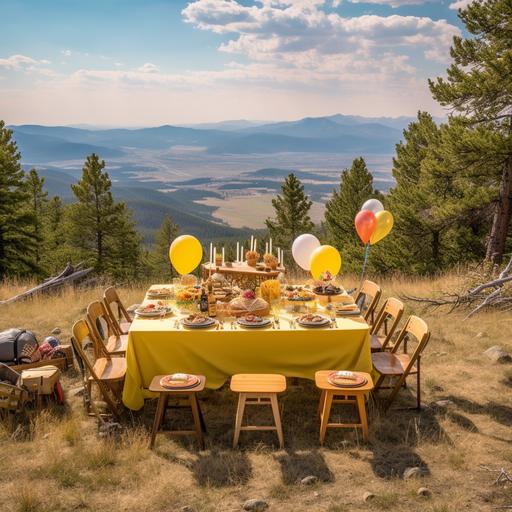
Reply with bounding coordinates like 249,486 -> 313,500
355,210 -> 377,244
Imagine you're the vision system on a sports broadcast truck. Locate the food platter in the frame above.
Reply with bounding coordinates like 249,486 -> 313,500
135,302 -> 172,317
284,285 -> 315,302
327,371 -> 368,388
237,314 -> 272,329
296,313 -> 330,328
159,373 -> 201,389
146,287 -> 172,299
181,314 -> 216,329
313,284 -> 343,296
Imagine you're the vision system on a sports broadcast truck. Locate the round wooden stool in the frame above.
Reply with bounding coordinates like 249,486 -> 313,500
315,371 -> 374,444
230,374 -> 286,449
149,375 -> 206,449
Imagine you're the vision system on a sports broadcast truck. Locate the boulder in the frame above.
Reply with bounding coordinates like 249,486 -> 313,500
300,475 -> 318,486
243,499 -> 269,511
403,467 -> 426,480
483,346 -> 512,363
51,327 -> 61,335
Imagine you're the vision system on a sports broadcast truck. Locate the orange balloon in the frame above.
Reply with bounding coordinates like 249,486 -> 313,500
355,210 -> 376,244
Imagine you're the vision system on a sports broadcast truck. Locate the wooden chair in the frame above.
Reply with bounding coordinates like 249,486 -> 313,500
230,374 -> 286,449
355,280 -> 381,327
315,371 -> 374,443
87,301 -> 128,358
103,286 -> 133,335
370,297 -> 404,352
148,375 -> 206,449
372,315 -> 431,411
0,363 -> 27,423
71,319 -> 126,419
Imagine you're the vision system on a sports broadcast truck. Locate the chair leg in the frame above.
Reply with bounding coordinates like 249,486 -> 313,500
416,358 -> 421,410
150,393 -> 167,449
385,374 -> 407,412
319,391 -> 333,445
233,393 -> 246,448
189,394 -> 205,450
317,390 -> 326,418
356,394 -> 369,442
270,393 -> 284,449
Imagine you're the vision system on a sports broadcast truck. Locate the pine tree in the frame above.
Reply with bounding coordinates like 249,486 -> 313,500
324,157 -> 383,271
0,121 -> 37,277
428,0 -> 512,264
149,215 -> 178,278
25,169 -> 48,266
265,173 -> 314,251
68,153 -> 141,275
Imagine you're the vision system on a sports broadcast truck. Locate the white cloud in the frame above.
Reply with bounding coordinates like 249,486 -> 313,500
0,54 -> 43,70
348,0 -> 429,7
449,0 -> 473,9
61,49 -> 72,57
137,62 -> 160,73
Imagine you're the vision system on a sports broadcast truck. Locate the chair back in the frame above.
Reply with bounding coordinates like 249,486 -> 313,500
103,287 -> 131,330
391,315 -> 430,373
370,297 -> 404,350
86,301 -> 119,357
71,319 -> 103,383
355,280 -> 382,325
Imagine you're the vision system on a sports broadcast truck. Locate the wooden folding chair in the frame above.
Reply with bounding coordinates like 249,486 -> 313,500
370,297 -> 404,352
71,319 -> 126,419
372,315 -> 430,411
355,280 -> 381,327
0,364 -> 27,426
87,301 -> 128,358
103,286 -> 133,335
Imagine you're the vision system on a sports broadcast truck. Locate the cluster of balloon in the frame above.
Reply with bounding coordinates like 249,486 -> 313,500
291,234 -> 342,280
355,199 -> 394,280
169,235 -> 203,275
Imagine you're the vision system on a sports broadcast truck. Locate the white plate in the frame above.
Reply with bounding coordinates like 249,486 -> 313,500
237,317 -> 272,329
135,307 -> 172,317
297,315 -> 331,328
181,317 -> 216,329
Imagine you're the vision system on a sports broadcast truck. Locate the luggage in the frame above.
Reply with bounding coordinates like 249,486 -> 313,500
0,329 -> 39,365
21,365 -> 61,396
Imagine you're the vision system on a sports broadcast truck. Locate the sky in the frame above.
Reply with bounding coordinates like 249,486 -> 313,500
0,0 -> 472,125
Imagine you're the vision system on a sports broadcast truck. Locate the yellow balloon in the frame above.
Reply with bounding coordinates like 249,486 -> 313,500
169,235 -> 203,275
370,210 -> 394,245
310,245 -> 342,280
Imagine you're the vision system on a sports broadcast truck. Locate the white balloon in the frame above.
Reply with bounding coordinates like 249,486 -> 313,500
292,234 -> 321,271
361,198 -> 384,214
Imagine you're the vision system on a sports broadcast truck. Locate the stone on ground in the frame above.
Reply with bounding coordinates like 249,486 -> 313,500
483,345 -> 512,363
417,487 -> 431,497
243,499 -> 269,511
363,491 -> 375,502
300,475 -> 318,485
403,467 -> 425,480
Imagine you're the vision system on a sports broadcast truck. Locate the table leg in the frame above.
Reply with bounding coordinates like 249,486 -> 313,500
356,394 -> 369,442
319,391 -> 333,445
150,393 -> 167,449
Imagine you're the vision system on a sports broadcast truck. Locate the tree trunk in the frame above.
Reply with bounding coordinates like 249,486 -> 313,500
486,155 -> 512,265
432,230 -> 440,265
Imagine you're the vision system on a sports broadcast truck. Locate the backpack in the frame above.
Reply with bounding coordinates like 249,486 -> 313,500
0,329 -> 40,365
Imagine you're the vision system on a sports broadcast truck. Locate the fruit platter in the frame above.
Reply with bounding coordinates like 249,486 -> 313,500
135,301 -> 172,317
284,285 -> 315,302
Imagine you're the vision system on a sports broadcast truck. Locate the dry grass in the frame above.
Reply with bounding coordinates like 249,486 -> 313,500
1,273 -> 512,511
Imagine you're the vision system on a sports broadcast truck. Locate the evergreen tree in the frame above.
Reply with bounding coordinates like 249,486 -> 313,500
429,0 -> 512,264
149,215 -> 178,278
68,153 -> 141,276
324,157 -> 383,271
41,196 -> 71,274
0,121 -> 37,278
25,169 -> 48,266
265,173 -> 314,252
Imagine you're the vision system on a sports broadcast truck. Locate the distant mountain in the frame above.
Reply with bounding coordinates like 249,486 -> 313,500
182,120 -> 269,131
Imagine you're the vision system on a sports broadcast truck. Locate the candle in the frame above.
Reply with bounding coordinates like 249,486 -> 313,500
254,238 -> 257,252
241,245 -> 244,262
213,246 -> 216,265
269,238 -> 272,255
236,242 -> 239,263
209,242 -> 213,264
250,235 -> 254,252
222,247 -> 225,266
265,242 -> 268,255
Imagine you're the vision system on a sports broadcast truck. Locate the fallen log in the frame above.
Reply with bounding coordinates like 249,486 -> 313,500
0,263 -> 94,305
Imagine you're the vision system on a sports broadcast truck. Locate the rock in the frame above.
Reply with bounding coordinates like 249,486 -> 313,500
300,475 -> 318,485
434,399 -> 453,408
475,332 -> 486,339
51,327 -> 61,335
181,507 -> 194,512
313,492 -> 320,498
68,387 -> 84,398
242,499 -> 268,512
403,467 -> 425,480
417,487 -> 431,497
363,492 -> 375,502
484,345 -> 512,363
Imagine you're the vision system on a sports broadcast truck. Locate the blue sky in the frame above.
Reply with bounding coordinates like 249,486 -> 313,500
0,0 -> 471,125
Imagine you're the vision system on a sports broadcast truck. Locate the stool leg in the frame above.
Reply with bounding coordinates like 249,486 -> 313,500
356,394 -> 369,442
270,393 -> 284,449
233,393 -> 246,448
150,393 -> 167,449
317,390 -> 326,419
189,394 -> 205,450
319,391 -> 333,445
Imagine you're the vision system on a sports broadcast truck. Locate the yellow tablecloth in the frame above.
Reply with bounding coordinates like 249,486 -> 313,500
122,312 -> 371,411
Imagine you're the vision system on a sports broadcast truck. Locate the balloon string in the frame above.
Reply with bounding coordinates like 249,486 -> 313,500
359,242 -> 370,290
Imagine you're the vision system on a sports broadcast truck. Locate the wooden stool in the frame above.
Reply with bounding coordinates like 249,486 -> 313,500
315,371 -> 374,444
230,374 -> 286,449
149,375 -> 206,449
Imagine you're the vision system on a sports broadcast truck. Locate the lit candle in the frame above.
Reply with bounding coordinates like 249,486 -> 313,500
236,242 -> 239,263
